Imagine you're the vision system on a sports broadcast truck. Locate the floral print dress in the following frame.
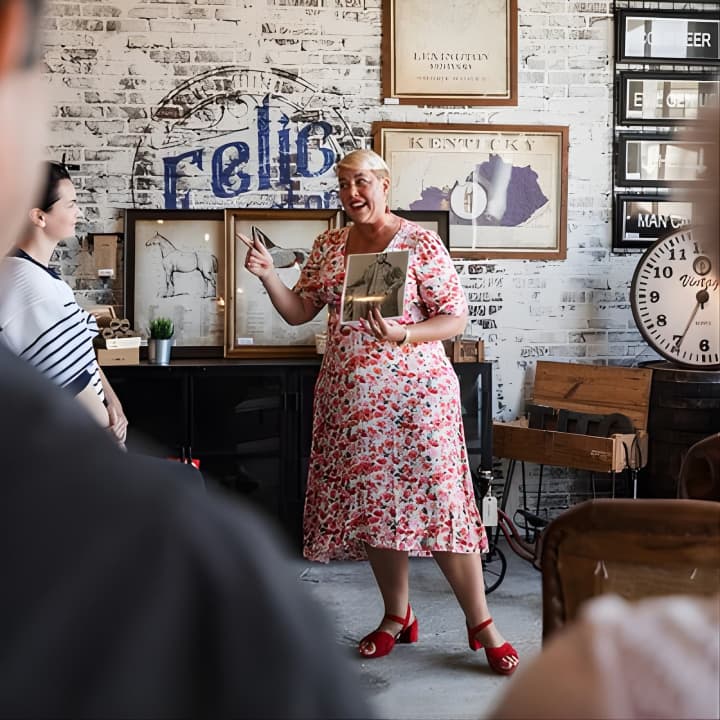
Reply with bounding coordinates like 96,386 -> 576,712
295,219 -> 487,562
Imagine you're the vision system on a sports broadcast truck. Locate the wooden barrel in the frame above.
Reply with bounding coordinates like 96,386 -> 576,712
640,362 -> 720,498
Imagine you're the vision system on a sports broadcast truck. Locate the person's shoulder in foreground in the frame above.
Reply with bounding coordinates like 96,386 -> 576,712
0,346 -> 371,718
487,592 -> 720,720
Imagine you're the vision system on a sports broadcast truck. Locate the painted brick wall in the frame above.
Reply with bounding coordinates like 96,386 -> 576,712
40,0 -> 664,516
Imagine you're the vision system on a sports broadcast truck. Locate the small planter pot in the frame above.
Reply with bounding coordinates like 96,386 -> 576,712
147,338 -> 173,365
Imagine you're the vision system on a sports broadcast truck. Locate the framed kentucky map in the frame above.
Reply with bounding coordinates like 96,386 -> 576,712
372,122 -> 568,259
125,209 -> 225,358
381,0 -> 518,106
225,209 -> 340,358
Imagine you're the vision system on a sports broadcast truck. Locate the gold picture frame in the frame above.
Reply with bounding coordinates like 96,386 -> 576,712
373,122 -> 569,260
381,0 -> 518,106
225,209 -> 340,358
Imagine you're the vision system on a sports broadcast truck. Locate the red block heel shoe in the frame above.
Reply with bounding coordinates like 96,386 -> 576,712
467,617 -> 519,676
359,604 -> 418,659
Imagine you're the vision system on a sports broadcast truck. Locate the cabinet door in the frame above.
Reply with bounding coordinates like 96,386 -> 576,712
288,366 -> 319,500
191,368 -> 289,522
282,366 -> 319,545
455,362 -> 493,474
103,366 -> 189,456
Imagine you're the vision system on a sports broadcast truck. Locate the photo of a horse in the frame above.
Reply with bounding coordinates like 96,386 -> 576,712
125,210 -> 226,356
145,230 -> 218,298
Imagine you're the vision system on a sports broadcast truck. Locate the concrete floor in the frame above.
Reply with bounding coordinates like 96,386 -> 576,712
294,540 -> 543,720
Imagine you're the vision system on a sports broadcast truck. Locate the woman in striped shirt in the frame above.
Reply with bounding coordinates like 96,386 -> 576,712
0,162 -> 127,445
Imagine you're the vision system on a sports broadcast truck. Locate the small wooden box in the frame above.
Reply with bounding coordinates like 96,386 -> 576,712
493,361 -> 653,473
96,347 -> 140,366
443,338 -> 484,363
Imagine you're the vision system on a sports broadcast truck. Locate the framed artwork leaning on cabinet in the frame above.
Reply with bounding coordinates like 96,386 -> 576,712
124,209 -> 226,358
394,210 -> 450,249
342,209 -> 450,250
225,208 -> 340,358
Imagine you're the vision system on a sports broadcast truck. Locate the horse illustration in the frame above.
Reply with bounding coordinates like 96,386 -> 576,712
145,232 -> 218,298
249,226 -> 309,268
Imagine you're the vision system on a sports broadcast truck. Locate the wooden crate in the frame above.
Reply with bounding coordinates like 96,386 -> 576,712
493,361 -> 653,473
96,347 -> 140,366
442,338 -> 484,363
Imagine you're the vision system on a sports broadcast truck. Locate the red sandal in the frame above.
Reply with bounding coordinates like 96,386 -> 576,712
467,617 -> 519,676
359,604 -> 418,659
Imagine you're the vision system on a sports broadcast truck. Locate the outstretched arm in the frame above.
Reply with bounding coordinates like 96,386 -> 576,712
240,233 -> 322,325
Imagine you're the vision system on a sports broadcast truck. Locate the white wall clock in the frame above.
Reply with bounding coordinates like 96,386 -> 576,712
630,226 -> 719,369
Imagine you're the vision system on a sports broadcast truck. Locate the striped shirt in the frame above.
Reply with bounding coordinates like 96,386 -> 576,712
0,250 -> 104,401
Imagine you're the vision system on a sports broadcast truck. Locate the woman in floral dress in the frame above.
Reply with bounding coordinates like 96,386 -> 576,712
242,149 -> 519,675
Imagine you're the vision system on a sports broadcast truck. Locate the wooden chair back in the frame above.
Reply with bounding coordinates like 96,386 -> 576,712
541,498 -> 720,641
677,432 -> 720,501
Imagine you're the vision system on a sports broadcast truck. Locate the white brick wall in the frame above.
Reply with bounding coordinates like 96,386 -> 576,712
41,0 -> 670,513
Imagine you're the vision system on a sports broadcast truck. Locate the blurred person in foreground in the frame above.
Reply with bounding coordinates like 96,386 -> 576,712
488,102 -> 720,720
0,2 -> 369,717
488,593 -> 719,720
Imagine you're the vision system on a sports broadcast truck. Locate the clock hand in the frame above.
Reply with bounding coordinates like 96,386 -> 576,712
673,289 -> 710,352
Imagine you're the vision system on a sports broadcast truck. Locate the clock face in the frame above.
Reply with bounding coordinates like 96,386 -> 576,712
631,226 -> 720,369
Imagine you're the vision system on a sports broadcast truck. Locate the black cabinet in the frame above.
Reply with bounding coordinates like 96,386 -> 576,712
104,365 -> 189,457
104,360 -> 319,544
104,359 -> 492,544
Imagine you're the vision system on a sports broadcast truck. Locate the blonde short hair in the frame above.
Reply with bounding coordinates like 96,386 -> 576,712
335,149 -> 390,179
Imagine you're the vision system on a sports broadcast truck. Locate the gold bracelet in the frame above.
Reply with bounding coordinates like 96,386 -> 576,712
397,326 -> 411,346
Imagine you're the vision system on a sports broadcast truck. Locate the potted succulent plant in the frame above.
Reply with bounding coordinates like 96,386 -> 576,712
147,316 -> 174,365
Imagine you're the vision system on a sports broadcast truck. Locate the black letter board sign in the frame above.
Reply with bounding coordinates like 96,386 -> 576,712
613,193 -> 694,249
618,72 -> 720,126
617,10 -> 720,65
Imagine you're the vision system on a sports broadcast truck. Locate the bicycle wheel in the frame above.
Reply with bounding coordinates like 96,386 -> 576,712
482,545 -> 507,594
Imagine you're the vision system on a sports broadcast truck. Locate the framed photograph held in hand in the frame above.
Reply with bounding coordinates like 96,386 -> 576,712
341,250 -> 410,325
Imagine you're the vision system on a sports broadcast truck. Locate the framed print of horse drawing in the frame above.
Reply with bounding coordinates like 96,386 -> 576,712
124,209 -> 225,358
225,208 -> 340,358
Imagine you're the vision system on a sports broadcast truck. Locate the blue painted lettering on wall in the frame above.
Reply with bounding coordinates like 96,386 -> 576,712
163,95 -> 336,209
